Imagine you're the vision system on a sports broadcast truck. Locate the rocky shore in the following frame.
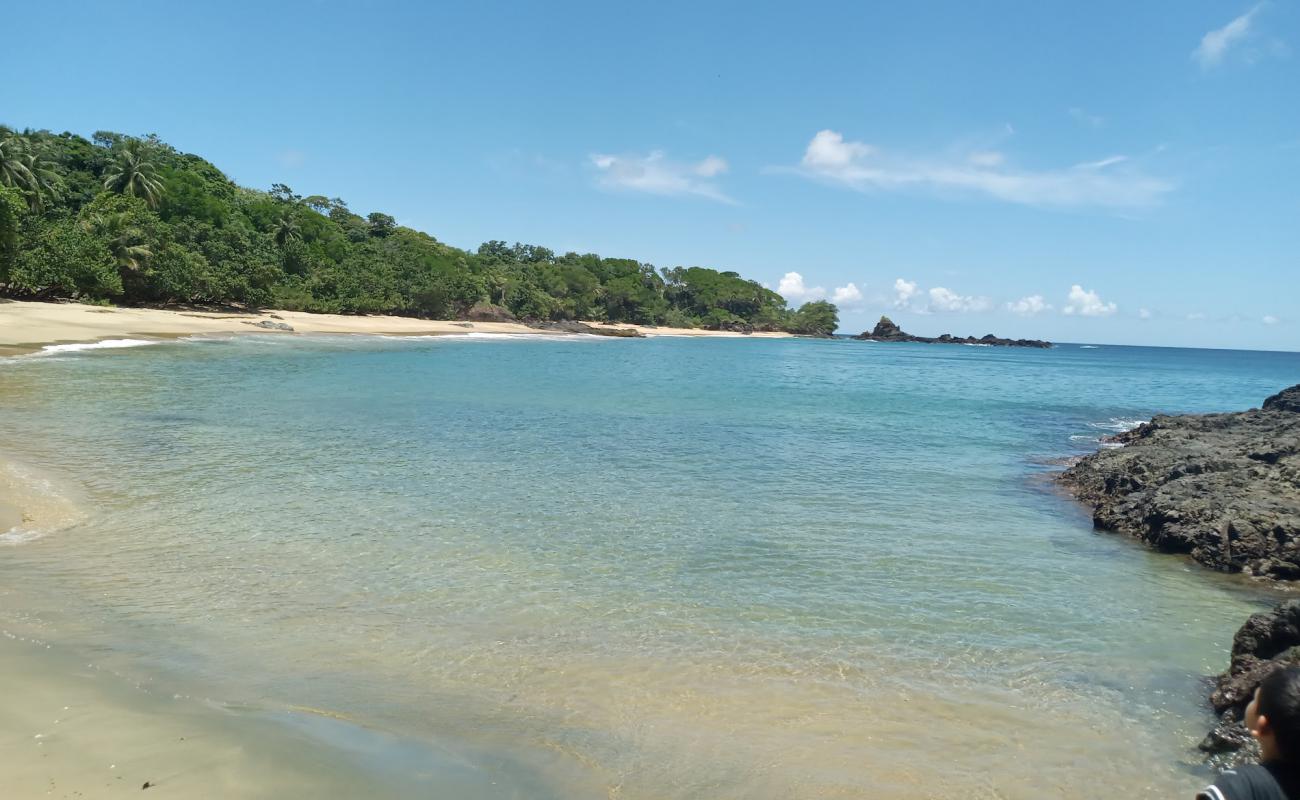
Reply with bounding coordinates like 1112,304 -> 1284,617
1201,599 -> 1300,766
1058,385 -> 1300,579
853,316 -> 1052,348
1059,385 -> 1300,765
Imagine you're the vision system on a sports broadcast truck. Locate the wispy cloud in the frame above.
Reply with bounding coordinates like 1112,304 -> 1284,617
1063,285 -> 1118,317
785,130 -> 1172,209
1193,5 -> 1263,69
1074,155 -> 1129,170
1068,107 -> 1104,128
277,149 -> 306,169
589,151 -> 734,203
1263,314 -> 1280,325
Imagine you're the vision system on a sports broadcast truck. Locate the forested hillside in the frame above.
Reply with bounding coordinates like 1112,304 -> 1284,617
0,128 -> 838,335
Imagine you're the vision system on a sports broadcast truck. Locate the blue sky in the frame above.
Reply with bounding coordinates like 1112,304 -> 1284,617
4,1 -> 1298,349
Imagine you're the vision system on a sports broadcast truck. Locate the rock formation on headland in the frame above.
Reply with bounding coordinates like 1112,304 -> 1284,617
1059,385 -> 1300,579
854,316 -> 1052,348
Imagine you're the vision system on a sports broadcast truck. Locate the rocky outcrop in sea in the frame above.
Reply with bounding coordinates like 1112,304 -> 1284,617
1058,385 -> 1300,579
854,316 -> 1052,348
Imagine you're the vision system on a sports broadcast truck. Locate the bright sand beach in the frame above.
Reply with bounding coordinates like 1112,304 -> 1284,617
0,299 -> 791,356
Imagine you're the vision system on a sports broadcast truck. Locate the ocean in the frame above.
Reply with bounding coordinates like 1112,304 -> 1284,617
2,333 -> 1298,798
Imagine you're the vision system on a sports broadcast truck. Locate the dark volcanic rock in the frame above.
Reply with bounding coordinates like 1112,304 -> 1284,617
465,302 -> 517,323
853,316 -> 1051,348
1199,600 -> 1300,764
526,320 -> 645,338
1265,385 -> 1300,414
1058,385 -> 1300,579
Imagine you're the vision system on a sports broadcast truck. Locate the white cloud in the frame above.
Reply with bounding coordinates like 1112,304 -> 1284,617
1139,308 -> 1153,320
802,130 -> 875,170
891,278 -> 988,313
590,151 -> 734,203
1063,285 -> 1118,317
1194,5 -> 1263,68
778,272 -> 825,302
831,282 -> 864,306
1187,311 -> 1207,321
893,278 -> 919,308
1007,295 -> 1052,315
788,130 -> 1172,209
1263,314 -> 1280,325
928,286 -> 991,313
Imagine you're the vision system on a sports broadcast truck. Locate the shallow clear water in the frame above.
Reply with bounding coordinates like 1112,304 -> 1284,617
2,334 -> 1298,797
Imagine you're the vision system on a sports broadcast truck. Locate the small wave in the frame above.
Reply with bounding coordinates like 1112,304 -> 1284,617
0,528 -> 46,545
1088,418 -> 1147,433
0,460 -> 86,546
1079,345 -> 1100,349
41,338 -> 161,354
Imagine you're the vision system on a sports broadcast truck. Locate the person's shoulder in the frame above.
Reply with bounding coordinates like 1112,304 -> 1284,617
1198,764 -> 1289,800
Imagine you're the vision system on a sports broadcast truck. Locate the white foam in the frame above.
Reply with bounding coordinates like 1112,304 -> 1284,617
1079,345 -> 1100,349
40,338 -> 161,354
0,527 -> 46,546
0,460 -> 86,546
456,332 -> 610,341
1088,418 -> 1147,433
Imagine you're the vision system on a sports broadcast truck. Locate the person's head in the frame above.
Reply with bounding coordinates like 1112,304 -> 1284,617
1247,665 -> 1300,764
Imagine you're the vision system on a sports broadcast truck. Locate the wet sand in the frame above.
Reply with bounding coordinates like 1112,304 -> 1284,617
0,631 -> 559,799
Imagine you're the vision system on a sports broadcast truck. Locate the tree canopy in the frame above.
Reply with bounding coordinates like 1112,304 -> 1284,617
0,126 -> 838,334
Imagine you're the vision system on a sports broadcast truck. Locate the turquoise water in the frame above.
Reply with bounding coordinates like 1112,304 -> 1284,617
2,334 -> 1299,798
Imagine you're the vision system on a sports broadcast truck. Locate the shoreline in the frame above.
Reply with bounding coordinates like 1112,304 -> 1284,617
1057,384 -> 1300,766
0,299 -> 792,356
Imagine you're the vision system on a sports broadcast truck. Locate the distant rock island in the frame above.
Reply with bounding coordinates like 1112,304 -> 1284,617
1059,384 -> 1300,579
853,316 -> 1052,348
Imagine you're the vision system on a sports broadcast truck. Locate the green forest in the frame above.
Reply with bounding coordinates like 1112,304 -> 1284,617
0,127 -> 839,336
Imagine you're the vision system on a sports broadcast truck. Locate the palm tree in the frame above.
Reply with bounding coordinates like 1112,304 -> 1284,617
103,140 -> 164,209
0,137 -> 37,196
0,137 -> 61,211
80,211 -> 152,272
19,150 -> 59,211
272,211 -> 301,248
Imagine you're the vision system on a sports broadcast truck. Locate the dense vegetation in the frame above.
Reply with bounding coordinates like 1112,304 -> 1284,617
0,127 -> 839,335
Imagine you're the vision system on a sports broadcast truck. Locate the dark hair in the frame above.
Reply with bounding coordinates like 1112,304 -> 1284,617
1259,666 -> 1300,763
